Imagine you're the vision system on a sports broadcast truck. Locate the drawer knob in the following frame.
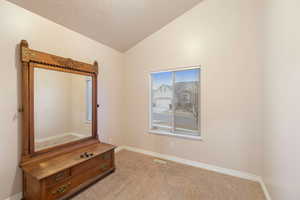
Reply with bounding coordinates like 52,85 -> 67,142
52,182 -> 71,195
80,152 -> 94,159
54,172 -> 65,182
100,163 -> 109,170
102,153 -> 110,160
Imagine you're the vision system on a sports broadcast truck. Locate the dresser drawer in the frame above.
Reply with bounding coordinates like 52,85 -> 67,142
72,156 -> 102,176
22,144 -> 116,200
45,169 -> 71,187
72,151 -> 113,176
46,180 -> 72,200
71,161 -> 113,189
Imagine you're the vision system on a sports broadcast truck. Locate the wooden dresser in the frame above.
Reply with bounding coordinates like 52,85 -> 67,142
21,143 -> 115,200
19,40 -> 116,200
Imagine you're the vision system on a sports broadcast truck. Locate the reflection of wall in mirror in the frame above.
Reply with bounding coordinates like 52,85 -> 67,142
35,69 -> 72,140
34,68 -> 92,141
70,75 -> 92,137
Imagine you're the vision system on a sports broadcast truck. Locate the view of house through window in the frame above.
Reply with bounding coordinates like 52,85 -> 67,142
150,67 -> 200,138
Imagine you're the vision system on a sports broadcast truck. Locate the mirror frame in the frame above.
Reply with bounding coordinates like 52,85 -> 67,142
20,40 -> 99,162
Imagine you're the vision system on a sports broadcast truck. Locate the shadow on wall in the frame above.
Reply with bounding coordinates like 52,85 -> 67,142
9,43 -> 23,197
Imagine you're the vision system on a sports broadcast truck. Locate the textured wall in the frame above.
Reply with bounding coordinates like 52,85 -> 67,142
124,0 -> 264,176
0,0 -> 124,199
263,0 -> 300,199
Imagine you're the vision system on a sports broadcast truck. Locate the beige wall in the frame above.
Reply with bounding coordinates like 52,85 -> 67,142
263,0 -> 300,199
0,0 -> 124,199
2,0 -> 299,199
35,69 -> 92,140
124,0 -> 264,176
70,74 -> 92,136
34,68 -> 73,140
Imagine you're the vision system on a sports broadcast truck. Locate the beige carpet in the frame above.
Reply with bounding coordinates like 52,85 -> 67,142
72,150 -> 266,200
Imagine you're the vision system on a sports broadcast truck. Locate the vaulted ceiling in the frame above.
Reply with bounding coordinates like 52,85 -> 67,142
7,0 -> 202,52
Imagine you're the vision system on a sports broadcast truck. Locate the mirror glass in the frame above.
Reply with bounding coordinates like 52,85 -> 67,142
34,68 -> 93,151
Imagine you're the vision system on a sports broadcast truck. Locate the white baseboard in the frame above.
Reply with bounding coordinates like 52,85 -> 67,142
5,192 -> 22,200
116,145 -> 271,200
117,146 -> 260,181
258,178 -> 272,200
115,146 -> 125,153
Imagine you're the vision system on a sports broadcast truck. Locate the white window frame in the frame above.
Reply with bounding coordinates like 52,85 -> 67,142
149,66 -> 202,140
86,77 -> 92,123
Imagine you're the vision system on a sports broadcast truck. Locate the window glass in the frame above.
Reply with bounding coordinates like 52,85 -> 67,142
174,69 -> 200,135
150,67 -> 201,138
86,78 -> 92,122
151,72 -> 173,132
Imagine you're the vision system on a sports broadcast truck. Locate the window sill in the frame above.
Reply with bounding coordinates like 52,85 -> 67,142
149,130 -> 202,141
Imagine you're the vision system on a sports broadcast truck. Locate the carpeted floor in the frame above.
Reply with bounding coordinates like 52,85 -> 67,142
72,150 -> 266,200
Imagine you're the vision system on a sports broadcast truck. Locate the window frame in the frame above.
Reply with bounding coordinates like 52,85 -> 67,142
85,76 -> 93,123
149,66 -> 202,140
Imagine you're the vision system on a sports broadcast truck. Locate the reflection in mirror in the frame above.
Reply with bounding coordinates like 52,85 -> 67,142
34,68 -> 93,151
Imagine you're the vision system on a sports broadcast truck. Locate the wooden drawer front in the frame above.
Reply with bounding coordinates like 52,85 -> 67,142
72,151 -> 113,176
45,169 -> 70,187
46,180 -> 72,200
71,162 -> 113,188
72,156 -> 102,175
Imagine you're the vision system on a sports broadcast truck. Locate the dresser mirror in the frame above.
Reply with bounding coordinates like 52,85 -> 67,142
34,67 -> 93,151
20,41 -> 99,156
20,40 -> 115,200
28,62 -> 98,154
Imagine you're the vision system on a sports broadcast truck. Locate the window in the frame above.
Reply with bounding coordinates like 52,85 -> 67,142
86,77 -> 92,122
150,67 -> 201,139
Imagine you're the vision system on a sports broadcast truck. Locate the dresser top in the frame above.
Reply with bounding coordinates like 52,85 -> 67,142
21,142 -> 115,180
